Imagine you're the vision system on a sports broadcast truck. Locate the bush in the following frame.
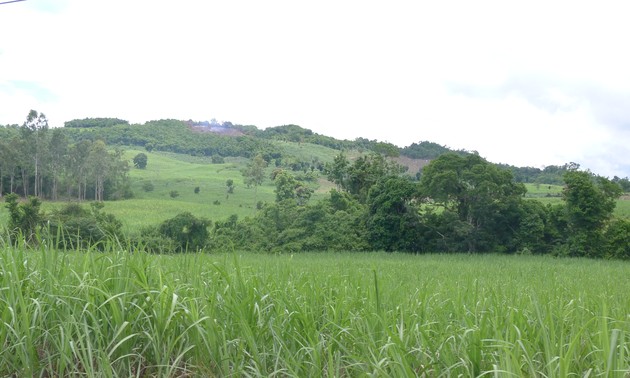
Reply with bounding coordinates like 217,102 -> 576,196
158,212 -> 211,252
605,219 -> 630,259
133,153 -> 148,169
169,190 -> 179,198
47,202 -> 123,250
4,193 -> 43,245
142,182 -> 155,192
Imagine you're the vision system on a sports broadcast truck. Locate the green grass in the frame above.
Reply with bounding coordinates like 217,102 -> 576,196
523,183 -> 564,197
102,148 -> 328,232
1,248 -> 629,376
616,198 -> 630,219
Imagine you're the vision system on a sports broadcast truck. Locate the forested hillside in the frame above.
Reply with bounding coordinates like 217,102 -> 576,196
1,112 -> 629,259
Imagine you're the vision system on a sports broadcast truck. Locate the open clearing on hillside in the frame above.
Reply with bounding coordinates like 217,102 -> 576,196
1,249 -> 629,376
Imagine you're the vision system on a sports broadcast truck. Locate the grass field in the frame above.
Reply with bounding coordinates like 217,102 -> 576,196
1,247 -> 629,376
523,183 -> 564,197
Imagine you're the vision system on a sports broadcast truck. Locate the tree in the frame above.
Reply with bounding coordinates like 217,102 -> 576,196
22,110 -> 49,198
274,170 -> 297,203
87,140 -> 111,201
159,212 -> 211,252
47,129 -> 69,200
420,153 -> 526,253
325,153 -> 349,190
133,153 -> 148,169
326,153 -> 405,203
366,176 -> 423,251
242,154 -> 267,207
560,170 -> 622,257
226,179 -> 234,198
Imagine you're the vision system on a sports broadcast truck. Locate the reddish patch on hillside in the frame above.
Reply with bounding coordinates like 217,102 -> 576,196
190,125 -> 244,136
186,120 -> 245,136
393,156 -> 431,175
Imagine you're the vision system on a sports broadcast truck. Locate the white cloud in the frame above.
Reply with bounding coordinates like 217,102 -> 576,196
1,0 -> 629,177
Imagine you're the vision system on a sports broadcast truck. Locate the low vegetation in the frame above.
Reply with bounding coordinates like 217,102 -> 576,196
1,249 -> 628,376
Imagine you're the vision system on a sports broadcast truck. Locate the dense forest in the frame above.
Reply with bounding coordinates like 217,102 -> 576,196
1,112 -> 629,259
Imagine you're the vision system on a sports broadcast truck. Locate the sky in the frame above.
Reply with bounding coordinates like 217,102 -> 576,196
1,0 -> 629,178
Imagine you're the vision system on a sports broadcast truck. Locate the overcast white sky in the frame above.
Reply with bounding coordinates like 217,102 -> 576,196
1,0 -> 629,177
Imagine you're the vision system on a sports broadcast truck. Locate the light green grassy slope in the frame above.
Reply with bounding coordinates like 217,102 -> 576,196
105,149 -> 277,232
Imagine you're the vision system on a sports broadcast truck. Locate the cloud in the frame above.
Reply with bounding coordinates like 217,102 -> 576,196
0,1 -> 629,178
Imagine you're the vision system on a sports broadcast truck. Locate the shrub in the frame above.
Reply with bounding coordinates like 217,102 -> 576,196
158,212 -> 211,252
47,202 -> 123,250
133,153 -> 148,169
142,182 -> 155,192
4,193 -> 43,245
169,190 -> 179,198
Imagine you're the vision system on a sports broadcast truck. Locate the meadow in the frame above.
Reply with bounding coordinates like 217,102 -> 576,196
1,246 -> 629,377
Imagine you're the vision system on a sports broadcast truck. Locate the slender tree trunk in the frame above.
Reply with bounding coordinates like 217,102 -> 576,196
34,155 -> 39,197
52,176 -> 57,201
21,168 -> 28,197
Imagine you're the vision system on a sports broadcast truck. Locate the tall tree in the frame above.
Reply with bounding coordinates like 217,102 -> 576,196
366,176 -> 422,251
47,129 -> 69,201
420,153 -> 526,252
561,170 -> 622,257
22,110 -> 49,197
88,140 -> 111,201
242,154 -> 267,208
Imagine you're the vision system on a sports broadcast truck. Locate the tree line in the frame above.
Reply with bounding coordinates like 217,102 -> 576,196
207,153 -> 629,258
0,111 -> 131,201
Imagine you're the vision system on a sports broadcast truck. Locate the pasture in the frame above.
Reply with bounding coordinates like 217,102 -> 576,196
1,248 -> 629,376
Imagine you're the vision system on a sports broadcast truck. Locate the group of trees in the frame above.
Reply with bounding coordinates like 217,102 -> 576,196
0,111 -> 131,201
209,153 -> 628,258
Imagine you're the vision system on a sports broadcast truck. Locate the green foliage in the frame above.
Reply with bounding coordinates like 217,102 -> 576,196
169,190 -> 179,199
63,117 -> 129,128
326,153 -> 406,203
211,190 -> 368,253
272,170 -> 313,205
499,162 -> 582,185
560,170 -> 623,257
142,182 -> 155,192
47,202 -> 123,250
604,218 -> 630,259
133,152 -> 148,169
226,179 -> 234,195
62,119 -> 273,159
1,250 -> 629,376
612,176 -> 630,192
420,153 -> 527,252
401,141 -> 468,159
365,176 -> 423,251
372,142 -> 400,157
242,154 -> 267,189
4,193 -> 43,244
158,212 -> 211,252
